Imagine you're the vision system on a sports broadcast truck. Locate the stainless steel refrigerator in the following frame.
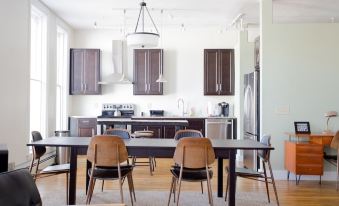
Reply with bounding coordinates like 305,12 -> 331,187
243,70 -> 260,170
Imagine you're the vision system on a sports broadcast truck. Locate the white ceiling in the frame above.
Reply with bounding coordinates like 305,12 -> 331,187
41,0 -> 339,30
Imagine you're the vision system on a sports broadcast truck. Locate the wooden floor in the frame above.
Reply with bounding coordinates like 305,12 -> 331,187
36,157 -> 339,206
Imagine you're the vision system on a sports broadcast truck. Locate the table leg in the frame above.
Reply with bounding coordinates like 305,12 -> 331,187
68,147 -> 78,205
217,157 -> 223,197
228,150 -> 236,206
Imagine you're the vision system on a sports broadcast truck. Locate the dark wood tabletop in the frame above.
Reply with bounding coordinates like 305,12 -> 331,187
27,137 -> 273,150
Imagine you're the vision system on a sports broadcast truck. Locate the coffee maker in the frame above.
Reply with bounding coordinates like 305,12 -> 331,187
218,102 -> 229,117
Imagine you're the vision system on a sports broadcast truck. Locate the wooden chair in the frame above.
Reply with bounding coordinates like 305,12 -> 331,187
101,128 -> 131,191
131,130 -> 156,175
324,131 -> 339,190
86,135 -> 136,205
173,129 -> 203,140
173,129 -> 206,194
225,135 -> 279,206
29,131 -> 70,204
167,137 -> 215,206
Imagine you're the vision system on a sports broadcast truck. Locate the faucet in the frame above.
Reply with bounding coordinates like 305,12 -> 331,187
177,98 -> 185,116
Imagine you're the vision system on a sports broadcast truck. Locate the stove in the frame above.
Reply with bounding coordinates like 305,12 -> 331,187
97,103 -> 135,118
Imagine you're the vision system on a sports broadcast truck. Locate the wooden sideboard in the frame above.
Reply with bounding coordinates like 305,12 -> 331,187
284,133 -> 335,184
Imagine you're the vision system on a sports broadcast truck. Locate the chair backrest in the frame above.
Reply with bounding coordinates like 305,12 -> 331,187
174,129 -> 203,140
0,169 -> 42,206
87,135 -> 128,167
258,134 -> 271,161
330,131 -> 339,149
31,131 -> 46,159
173,137 -> 215,169
104,128 -> 131,139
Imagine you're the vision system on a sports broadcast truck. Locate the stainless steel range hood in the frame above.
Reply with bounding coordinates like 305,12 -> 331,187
98,40 -> 132,84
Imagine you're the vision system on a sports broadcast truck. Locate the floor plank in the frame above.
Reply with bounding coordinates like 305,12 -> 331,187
36,157 -> 339,205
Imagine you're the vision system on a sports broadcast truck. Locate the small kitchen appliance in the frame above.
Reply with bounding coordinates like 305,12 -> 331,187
218,102 -> 229,117
97,104 -> 135,118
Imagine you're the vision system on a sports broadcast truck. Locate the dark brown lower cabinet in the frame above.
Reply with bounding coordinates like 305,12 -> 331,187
163,126 -> 176,139
70,117 -> 97,153
185,119 -> 205,136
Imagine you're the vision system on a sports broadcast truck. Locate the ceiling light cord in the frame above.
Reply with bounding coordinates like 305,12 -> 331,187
133,1 -> 159,34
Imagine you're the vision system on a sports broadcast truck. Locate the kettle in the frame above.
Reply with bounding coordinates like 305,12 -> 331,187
218,102 -> 229,117
114,108 -> 121,117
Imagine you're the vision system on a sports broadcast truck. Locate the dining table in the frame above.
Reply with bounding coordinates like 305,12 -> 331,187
27,137 -> 273,206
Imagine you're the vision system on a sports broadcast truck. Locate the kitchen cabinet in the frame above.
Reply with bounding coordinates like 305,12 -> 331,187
163,126 -> 176,139
204,49 -> 234,95
70,117 -> 97,153
70,117 -> 97,137
133,49 -> 163,95
70,49 -> 101,95
285,141 -> 323,181
185,118 -> 205,136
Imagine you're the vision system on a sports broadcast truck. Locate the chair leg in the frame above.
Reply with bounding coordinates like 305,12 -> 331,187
127,174 -> 134,206
268,161 -> 279,206
129,173 -> 136,202
66,172 -> 69,205
86,174 -> 95,204
167,176 -> 175,206
200,181 -> 204,194
29,158 -> 34,173
206,168 -> 213,206
225,170 -> 229,202
34,158 -> 40,181
262,161 -> 271,203
173,176 -> 176,203
118,176 -> 124,203
148,157 -> 153,175
176,170 -> 183,206
101,180 -> 104,192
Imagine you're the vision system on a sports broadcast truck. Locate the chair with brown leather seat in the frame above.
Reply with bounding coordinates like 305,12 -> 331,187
29,131 -> 70,204
324,131 -> 339,190
173,129 -> 203,140
86,135 -> 136,205
167,137 -> 215,206
225,135 -> 279,206
173,129 -> 206,194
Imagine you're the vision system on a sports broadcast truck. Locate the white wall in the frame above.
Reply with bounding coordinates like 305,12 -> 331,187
0,0 -> 30,165
71,28 -> 239,117
261,0 -> 339,173
0,0 -> 73,167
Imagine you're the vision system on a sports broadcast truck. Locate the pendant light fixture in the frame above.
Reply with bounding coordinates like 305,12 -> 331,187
126,1 -> 160,48
156,9 -> 167,83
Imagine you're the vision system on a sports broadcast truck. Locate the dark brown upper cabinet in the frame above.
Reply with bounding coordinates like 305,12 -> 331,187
204,49 -> 234,95
70,49 -> 101,95
133,49 -> 163,95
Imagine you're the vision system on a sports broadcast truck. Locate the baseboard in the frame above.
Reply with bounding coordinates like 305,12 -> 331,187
14,150 -> 56,171
273,170 -> 338,181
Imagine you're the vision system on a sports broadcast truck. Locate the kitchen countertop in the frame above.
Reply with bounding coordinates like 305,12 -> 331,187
97,118 -> 189,126
131,116 -> 237,119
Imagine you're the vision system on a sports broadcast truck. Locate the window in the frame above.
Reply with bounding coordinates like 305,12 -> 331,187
30,6 -> 47,138
56,26 -> 68,131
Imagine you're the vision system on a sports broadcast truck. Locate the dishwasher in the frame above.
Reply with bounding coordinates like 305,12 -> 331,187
205,118 -> 233,140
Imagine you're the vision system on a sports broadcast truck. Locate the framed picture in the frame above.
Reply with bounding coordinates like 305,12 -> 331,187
294,122 -> 311,134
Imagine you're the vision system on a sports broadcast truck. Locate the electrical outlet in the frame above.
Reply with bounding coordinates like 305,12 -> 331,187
8,162 -> 15,171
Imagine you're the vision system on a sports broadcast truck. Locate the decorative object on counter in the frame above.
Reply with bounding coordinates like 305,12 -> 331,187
294,121 -> 311,134
127,1 -> 159,48
0,144 -> 8,172
324,111 -> 337,133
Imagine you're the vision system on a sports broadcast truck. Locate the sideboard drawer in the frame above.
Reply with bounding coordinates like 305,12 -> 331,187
296,144 -> 323,153
296,164 -> 323,175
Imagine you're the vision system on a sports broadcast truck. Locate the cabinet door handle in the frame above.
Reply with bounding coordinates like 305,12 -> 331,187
84,83 -> 87,91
